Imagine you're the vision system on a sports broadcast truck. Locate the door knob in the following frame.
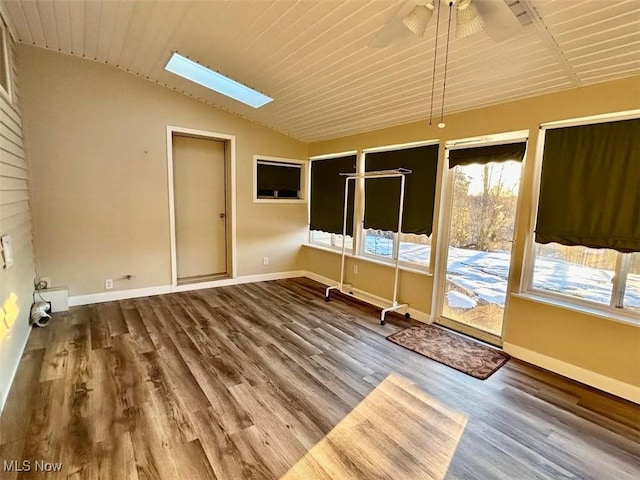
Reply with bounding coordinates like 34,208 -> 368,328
219,213 -> 226,219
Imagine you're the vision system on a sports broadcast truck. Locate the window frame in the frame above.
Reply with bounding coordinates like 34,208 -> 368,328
309,231 -> 354,251
307,151 -> 358,254
358,140 -> 440,272
360,229 -> 433,271
307,141 -> 438,269
521,110 -> 640,322
253,155 -> 306,204
0,18 -> 13,103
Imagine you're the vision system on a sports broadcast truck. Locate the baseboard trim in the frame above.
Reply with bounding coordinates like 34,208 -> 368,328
303,271 -> 430,322
69,271 -> 306,306
503,342 -> 640,404
302,271 -> 336,288
69,285 -> 172,306
171,271 -> 306,292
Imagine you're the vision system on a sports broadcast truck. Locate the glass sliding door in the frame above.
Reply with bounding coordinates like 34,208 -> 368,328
438,157 -> 523,341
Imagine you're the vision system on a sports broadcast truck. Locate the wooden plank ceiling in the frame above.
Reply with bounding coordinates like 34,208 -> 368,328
1,0 -> 639,142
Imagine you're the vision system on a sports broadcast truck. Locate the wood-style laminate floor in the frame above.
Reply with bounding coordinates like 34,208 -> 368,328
1,278 -> 638,479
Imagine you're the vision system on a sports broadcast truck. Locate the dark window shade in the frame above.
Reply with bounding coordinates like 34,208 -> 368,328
535,118 -> 640,253
277,189 -> 299,198
364,144 -> 439,235
310,155 -> 357,235
256,161 -> 301,192
449,142 -> 526,168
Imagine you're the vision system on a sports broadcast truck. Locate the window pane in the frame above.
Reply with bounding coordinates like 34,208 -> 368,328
311,231 -> 352,250
443,161 -> 521,336
623,253 -> 640,313
332,234 -> 353,250
311,230 -> 332,247
364,229 -> 393,259
399,233 -> 431,266
531,243 -> 616,305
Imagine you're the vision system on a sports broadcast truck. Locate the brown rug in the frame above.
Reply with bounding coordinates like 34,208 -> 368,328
387,325 -> 509,379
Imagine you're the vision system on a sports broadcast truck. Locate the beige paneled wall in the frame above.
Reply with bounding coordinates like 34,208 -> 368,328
0,36 -> 36,409
19,46 -> 308,297
305,76 -> 640,390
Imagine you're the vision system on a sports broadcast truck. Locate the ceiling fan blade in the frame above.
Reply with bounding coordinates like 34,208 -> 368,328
474,0 -> 523,41
369,0 -> 420,48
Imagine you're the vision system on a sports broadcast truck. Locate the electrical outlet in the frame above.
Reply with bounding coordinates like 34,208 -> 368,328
263,257 -> 269,266
41,277 -> 51,289
105,279 -> 113,290
353,264 -> 358,274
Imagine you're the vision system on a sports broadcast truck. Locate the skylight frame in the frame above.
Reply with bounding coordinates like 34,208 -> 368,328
165,52 -> 272,109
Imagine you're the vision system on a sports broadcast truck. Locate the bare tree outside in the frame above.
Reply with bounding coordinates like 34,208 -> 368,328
445,160 -> 639,336
450,163 -> 518,253
444,161 -> 521,336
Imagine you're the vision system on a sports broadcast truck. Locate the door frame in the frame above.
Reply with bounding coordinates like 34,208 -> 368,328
166,125 -> 237,287
431,130 -> 529,346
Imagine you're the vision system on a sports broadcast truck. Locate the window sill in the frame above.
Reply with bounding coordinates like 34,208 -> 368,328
511,292 -> 640,328
253,198 -> 306,204
303,243 -> 432,277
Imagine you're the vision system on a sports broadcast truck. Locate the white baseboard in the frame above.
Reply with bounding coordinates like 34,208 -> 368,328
303,271 -> 430,322
69,285 -> 173,306
503,342 -> 640,404
173,270 -> 306,292
68,271 -> 306,306
302,271 -> 336,288
69,270 -> 425,324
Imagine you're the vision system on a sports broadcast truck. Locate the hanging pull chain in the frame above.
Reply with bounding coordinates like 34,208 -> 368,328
439,1 -> 454,129
428,1 -> 442,126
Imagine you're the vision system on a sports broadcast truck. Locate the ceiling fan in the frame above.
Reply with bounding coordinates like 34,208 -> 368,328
370,0 -> 524,48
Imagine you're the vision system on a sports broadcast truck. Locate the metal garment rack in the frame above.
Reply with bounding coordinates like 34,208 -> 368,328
325,168 -> 412,325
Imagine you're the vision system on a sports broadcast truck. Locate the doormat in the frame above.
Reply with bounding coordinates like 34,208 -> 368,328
387,325 -> 509,379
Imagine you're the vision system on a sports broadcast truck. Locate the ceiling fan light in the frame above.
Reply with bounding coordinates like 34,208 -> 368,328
456,0 -> 484,39
402,4 -> 434,38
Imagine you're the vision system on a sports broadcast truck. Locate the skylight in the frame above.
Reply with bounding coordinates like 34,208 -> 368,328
165,53 -> 272,109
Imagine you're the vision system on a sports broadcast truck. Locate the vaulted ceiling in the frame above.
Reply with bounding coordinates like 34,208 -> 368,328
1,0 -> 639,142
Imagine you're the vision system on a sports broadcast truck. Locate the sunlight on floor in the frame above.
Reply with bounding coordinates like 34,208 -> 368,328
279,374 -> 468,480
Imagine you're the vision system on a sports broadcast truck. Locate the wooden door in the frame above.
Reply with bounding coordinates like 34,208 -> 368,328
173,135 -> 227,280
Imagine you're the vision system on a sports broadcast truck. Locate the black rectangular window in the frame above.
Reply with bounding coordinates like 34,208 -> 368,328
310,155 -> 357,235
256,160 -> 301,199
535,118 -> 640,253
364,144 -> 439,235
